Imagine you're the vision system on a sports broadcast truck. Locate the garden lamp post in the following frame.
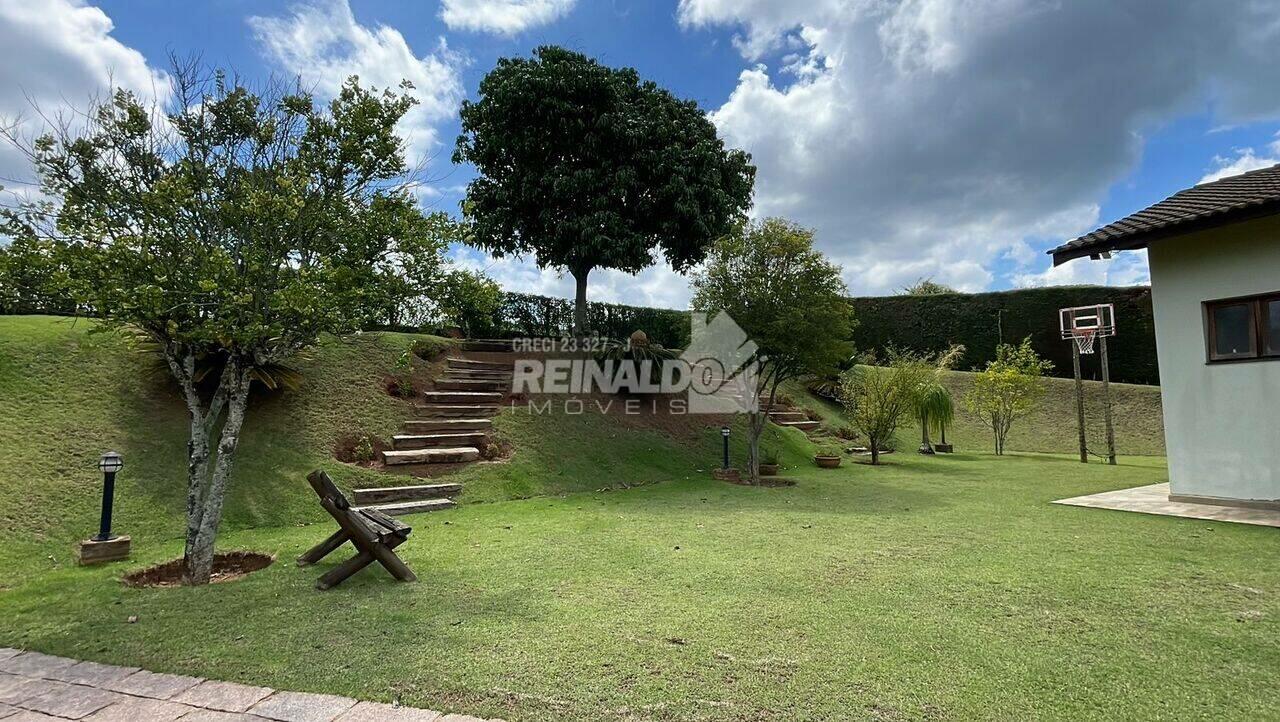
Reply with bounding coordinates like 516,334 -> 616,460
95,451 -> 123,541
78,452 -> 131,564
720,426 -> 730,469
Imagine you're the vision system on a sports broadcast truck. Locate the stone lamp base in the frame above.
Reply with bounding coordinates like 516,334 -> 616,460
78,535 -> 131,565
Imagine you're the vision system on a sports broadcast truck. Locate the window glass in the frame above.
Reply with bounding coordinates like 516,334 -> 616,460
1266,299 -> 1280,356
1212,303 -> 1254,358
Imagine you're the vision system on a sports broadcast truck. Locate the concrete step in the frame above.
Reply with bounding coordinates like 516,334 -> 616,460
420,390 -> 504,404
778,420 -> 821,432
392,432 -> 487,450
414,404 -> 500,418
443,370 -> 513,379
461,339 -> 512,352
446,357 -> 511,371
382,446 -> 480,465
436,378 -> 508,391
769,411 -> 807,421
363,498 -> 457,516
353,483 -> 462,506
403,418 -> 493,432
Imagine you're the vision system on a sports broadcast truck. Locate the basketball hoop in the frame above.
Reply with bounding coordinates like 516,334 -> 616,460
1072,328 -> 1098,355
1059,303 -> 1118,466
1059,303 -> 1115,356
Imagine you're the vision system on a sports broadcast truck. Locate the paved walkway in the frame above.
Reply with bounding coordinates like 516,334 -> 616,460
0,649 -> 501,722
1054,482 -> 1280,527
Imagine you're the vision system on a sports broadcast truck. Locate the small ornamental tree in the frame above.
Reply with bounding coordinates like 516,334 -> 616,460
964,337 -> 1053,455
840,351 -> 934,465
0,63 -> 446,585
898,277 -> 957,296
914,344 -> 963,454
691,218 -> 854,482
454,46 -> 756,335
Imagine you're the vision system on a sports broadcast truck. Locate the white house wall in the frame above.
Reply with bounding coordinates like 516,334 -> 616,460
1147,215 -> 1280,502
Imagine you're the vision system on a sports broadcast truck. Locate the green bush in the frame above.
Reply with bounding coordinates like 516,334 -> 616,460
353,435 -> 375,464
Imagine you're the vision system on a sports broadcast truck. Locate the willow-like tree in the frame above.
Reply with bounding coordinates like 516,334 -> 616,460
0,63 -> 447,584
691,218 -> 855,482
454,46 -> 756,336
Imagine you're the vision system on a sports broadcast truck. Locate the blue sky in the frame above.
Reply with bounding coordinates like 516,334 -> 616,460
5,0 -> 1280,307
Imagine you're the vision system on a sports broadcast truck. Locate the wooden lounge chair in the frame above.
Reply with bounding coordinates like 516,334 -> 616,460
298,470 -> 417,590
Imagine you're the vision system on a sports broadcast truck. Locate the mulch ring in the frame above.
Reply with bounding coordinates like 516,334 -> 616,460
725,476 -> 798,488
122,551 -> 274,588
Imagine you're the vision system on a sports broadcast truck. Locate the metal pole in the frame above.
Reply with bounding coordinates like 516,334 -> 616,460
96,470 -> 117,541
722,431 -> 730,470
1099,336 -> 1116,465
1073,343 -> 1087,464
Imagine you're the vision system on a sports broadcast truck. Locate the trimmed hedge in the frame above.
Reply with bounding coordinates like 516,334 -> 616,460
485,285 -> 1159,385
849,286 -> 1158,385
490,292 -> 692,349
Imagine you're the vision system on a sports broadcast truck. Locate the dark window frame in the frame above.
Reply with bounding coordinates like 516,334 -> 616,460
1203,292 -> 1280,363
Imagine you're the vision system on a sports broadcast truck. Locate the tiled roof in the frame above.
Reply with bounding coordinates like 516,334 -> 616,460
1049,162 -> 1280,265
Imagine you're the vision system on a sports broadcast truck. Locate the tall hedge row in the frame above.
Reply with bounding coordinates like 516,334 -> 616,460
490,292 -> 692,348
848,286 -> 1158,384
485,285 -> 1158,385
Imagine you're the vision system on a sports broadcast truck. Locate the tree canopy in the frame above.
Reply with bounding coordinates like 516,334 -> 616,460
965,338 -> 1054,455
691,218 -> 854,480
1,63 -> 449,584
454,45 -> 756,333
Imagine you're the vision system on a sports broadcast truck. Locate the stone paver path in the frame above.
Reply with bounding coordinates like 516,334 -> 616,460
0,649 -> 500,722
1054,482 -> 1280,527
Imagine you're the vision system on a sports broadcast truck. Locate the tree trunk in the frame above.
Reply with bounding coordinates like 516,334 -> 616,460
182,365 -> 252,585
572,268 -> 590,338
919,412 -> 933,454
747,411 -> 764,483
870,439 -> 880,465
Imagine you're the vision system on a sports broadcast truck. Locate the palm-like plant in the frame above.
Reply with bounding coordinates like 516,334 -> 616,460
130,332 -> 305,392
915,380 -> 954,454
594,331 -> 677,388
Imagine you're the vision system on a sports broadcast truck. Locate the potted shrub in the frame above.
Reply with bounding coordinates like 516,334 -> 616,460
814,445 -> 843,468
759,447 -> 780,476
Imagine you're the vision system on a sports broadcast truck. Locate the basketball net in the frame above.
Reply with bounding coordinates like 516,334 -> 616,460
1072,329 -> 1097,355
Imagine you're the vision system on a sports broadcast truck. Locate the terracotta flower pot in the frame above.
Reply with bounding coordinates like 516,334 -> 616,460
759,463 -> 779,476
814,455 -> 842,469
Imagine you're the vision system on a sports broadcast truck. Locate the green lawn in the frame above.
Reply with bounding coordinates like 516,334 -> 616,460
4,455 -> 1279,720
3,316 -> 1277,721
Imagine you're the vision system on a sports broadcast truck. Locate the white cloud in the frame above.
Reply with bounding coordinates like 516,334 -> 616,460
1199,134 -> 1280,184
679,0 -> 1280,295
439,0 -> 575,35
1014,250 -> 1149,289
248,0 -> 464,166
0,0 -> 167,195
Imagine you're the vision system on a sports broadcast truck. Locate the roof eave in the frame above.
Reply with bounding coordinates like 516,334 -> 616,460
1049,198 -> 1280,266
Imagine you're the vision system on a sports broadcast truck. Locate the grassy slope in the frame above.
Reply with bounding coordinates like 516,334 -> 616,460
0,316 -> 447,572
0,316 -> 810,570
783,367 -> 1165,457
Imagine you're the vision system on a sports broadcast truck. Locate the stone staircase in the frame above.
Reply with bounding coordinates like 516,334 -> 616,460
760,396 -> 822,433
355,354 -> 513,517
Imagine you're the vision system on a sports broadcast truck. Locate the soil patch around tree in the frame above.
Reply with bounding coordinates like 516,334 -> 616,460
122,551 -> 274,588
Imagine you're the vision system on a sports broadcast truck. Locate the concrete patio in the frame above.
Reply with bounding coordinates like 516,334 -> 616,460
1054,482 -> 1280,527
0,648 -> 500,722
